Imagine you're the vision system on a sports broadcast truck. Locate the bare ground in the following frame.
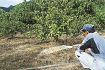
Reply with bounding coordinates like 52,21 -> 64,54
0,36 -> 84,70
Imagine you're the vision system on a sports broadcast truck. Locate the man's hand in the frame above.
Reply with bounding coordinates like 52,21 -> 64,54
77,46 -> 84,54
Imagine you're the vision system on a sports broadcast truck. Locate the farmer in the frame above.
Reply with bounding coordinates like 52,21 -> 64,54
75,24 -> 105,70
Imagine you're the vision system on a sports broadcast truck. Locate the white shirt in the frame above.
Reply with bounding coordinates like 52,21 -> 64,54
82,32 -> 105,58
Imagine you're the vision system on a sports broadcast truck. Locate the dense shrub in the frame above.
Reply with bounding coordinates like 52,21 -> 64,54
0,0 -> 105,41
0,21 -> 27,37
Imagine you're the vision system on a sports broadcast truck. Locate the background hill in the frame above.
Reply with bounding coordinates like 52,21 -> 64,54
0,5 -> 14,12
0,0 -> 105,41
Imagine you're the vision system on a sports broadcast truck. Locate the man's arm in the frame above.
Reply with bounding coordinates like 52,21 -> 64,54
80,38 -> 100,54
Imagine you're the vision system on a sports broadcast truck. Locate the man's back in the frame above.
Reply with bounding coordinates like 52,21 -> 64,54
84,32 -> 105,58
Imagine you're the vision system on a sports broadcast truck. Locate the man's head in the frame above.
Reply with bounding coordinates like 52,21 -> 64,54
80,24 -> 95,37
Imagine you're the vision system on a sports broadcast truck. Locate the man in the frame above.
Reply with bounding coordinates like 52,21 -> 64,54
75,24 -> 105,70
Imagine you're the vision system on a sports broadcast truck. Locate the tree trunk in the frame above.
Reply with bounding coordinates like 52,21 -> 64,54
24,0 -> 26,2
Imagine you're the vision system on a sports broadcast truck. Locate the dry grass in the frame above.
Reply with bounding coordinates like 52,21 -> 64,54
0,36 -> 83,70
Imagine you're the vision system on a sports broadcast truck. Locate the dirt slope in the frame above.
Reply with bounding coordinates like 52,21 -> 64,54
0,36 -> 83,70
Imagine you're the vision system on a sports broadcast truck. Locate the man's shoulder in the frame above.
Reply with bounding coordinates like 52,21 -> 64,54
88,32 -> 98,36
85,32 -> 98,39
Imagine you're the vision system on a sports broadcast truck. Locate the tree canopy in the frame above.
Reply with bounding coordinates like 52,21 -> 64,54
0,0 -> 105,41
